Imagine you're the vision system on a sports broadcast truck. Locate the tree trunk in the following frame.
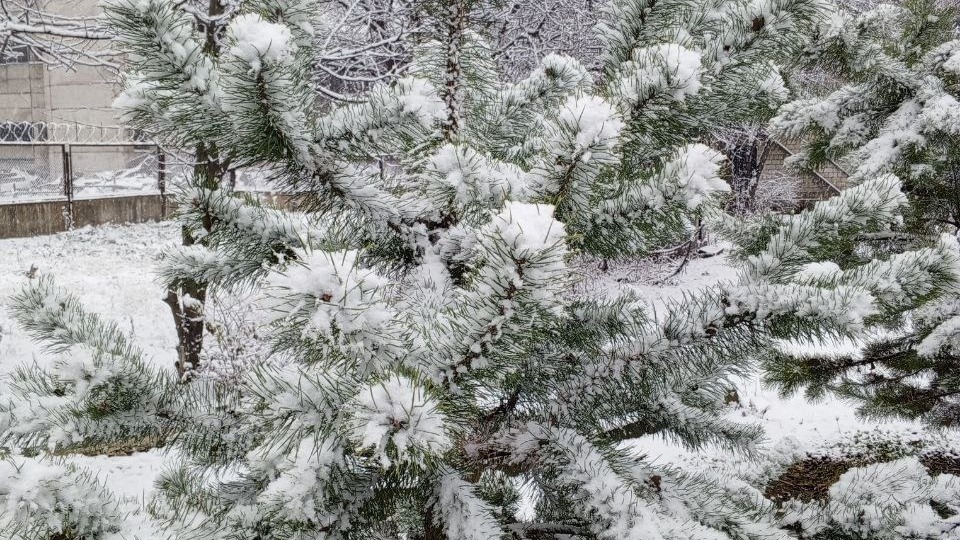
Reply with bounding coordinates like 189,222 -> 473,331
441,0 -> 467,140
164,0 -> 227,377
166,141 -> 227,377
725,129 -> 769,216
417,504 -> 445,540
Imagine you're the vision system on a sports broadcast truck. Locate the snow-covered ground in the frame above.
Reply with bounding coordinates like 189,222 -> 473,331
0,222 -> 955,502
0,223 -> 176,505
0,222 -> 177,374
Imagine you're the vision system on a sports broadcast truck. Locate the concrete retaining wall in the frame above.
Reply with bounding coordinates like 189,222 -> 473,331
0,194 -> 172,239
0,198 -> 70,238
0,192 -> 296,239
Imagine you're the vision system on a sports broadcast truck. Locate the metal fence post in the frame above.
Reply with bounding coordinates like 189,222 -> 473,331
157,147 -> 167,217
62,143 -> 74,230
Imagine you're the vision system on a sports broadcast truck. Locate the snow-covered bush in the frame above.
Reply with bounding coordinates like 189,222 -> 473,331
743,431 -> 960,539
781,457 -> 960,539
0,458 -> 123,540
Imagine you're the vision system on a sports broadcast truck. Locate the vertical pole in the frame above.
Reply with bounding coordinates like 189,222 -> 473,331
157,147 -> 167,217
62,143 -> 74,230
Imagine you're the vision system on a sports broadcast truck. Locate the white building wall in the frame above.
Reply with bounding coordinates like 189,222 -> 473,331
0,0 -> 119,130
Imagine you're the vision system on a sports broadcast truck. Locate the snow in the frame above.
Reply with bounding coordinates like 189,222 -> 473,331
726,282 -> 878,329
771,456 -> 960,539
254,435 -> 345,524
483,201 -> 566,258
0,223 -> 177,380
268,249 -> 392,337
554,95 -> 624,158
926,39 -> 960,75
919,82 -> 960,136
758,65 -> 790,104
473,202 -> 569,314
226,14 -> 297,72
348,375 -> 451,467
0,457 -> 123,537
530,95 -> 623,203
320,76 -> 445,144
627,143 -> 728,211
917,315 -> 960,358
434,467 -> 503,540
852,99 -> 923,179
547,425 -> 673,540
266,248 -> 396,372
495,54 -> 593,119
795,261 -> 843,282
426,144 -> 529,205
0,223 -> 172,537
396,77 -> 447,129
668,143 -> 730,210
615,44 -> 704,105
2,223 -> 959,536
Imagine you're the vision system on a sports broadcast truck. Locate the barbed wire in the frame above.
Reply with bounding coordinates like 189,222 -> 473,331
0,122 -> 145,144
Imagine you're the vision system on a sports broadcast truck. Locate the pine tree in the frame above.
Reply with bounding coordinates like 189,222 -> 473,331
8,0 -> 960,538
106,0 -> 231,375
767,0 -> 960,426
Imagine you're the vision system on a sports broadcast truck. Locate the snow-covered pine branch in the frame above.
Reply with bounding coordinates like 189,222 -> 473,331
1,277 -> 175,453
0,458 -> 129,539
8,0 -> 960,538
765,0 -> 960,426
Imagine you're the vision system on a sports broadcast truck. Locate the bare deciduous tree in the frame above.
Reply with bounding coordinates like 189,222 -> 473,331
313,0 -> 422,100
0,0 -> 116,69
483,0 -> 599,81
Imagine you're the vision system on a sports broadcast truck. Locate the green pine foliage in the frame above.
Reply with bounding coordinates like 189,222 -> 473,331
4,0 -> 960,538
768,0 -> 960,426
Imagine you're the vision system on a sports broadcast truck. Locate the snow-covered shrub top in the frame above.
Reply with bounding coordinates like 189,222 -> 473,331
480,201 -> 567,262
773,456 -> 960,540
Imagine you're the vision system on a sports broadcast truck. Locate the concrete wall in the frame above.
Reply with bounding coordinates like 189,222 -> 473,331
0,194 -> 172,239
0,198 -> 70,237
0,192 -> 293,239
0,0 -> 133,182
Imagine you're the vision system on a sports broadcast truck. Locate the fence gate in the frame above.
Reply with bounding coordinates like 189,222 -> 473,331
0,122 -> 175,238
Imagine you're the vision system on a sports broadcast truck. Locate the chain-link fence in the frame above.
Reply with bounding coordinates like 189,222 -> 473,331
0,122 -> 289,239
0,142 -> 175,203
0,122 -> 175,205
1,143 -> 276,199
0,123 -> 281,238
0,144 -> 65,201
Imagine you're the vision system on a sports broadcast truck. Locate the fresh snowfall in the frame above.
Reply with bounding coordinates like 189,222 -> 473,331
2,0 -> 960,539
